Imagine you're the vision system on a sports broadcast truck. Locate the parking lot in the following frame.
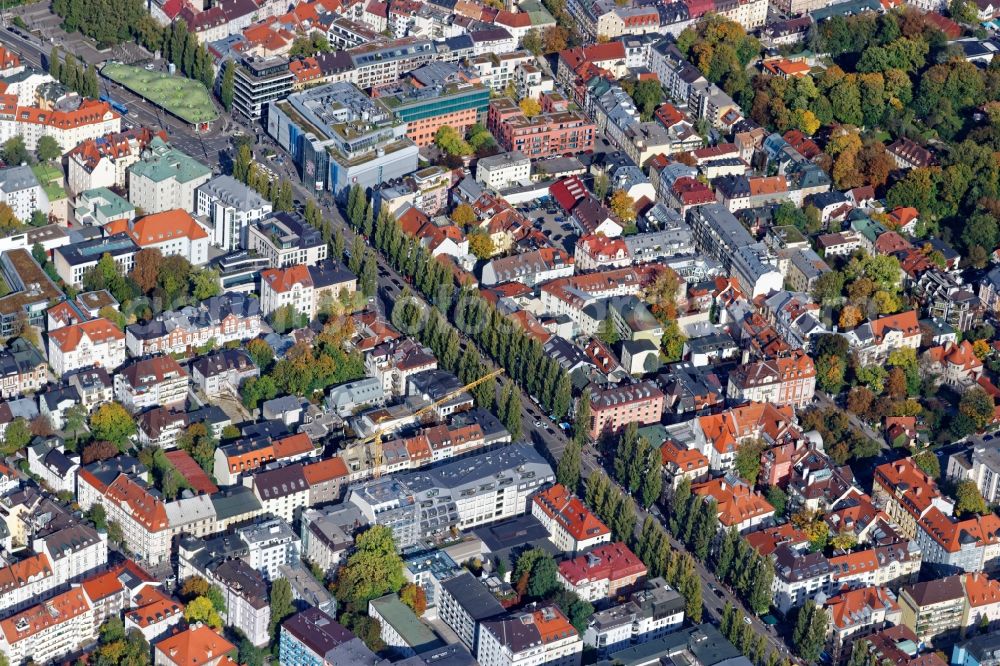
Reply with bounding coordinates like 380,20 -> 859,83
517,199 -> 578,254
12,3 -> 107,64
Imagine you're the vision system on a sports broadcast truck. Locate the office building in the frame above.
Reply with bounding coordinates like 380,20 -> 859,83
233,55 -> 294,119
267,81 -> 418,195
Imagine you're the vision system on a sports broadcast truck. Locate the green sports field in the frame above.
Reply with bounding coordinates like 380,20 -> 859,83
101,63 -> 218,125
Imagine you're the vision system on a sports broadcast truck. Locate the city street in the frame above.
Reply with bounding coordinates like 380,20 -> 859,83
237,107 -> 798,656
0,25 -> 230,163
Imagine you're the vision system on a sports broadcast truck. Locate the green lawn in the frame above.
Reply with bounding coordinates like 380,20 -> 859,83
32,163 -> 66,201
101,63 -> 218,125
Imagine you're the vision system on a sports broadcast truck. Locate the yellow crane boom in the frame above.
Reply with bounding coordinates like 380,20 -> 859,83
360,368 -> 505,478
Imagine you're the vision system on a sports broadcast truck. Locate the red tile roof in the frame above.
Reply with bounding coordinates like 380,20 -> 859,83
692,477 -> 775,527
48,317 -> 124,353
262,264 -> 313,293
154,625 -> 236,666
557,541 -> 646,585
533,483 -> 610,543
0,588 -> 90,645
129,209 -> 208,246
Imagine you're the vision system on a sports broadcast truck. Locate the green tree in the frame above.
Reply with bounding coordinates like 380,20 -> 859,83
913,450 -> 941,479
792,600 -> 828,662
512,548 -> 561,598
557,441 -> 582,492
765,485 -> 788,517
334,525 -> 406,606
959,387 -> 995,432
89,402 -> 136,448
640,442 -> 663,508
434,126 -> 472,157
246,338 -> 274,370
660,320 -> 686,363
190,268 -> 221,300
48,47 -> 61,81
36,136 -> 61,162
956,479 -> 989,516
220,59 -> 235,111
233,144 -> 252,183
2,135 -> 28,166
0,418 -> 30,455
573,389 -> 591,445
733,439 -> 767,487
107,520 -> 123,545
268,578 -> 294,638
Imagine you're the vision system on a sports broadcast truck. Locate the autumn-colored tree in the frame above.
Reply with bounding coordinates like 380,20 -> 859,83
543,26 -> 568,53
81,440 -> 120,464
519,98 -> 542,118
887,367 -> 907,399
451,203 -> 477,227
838,305 -> 863,329
468,232 -> 495,260
179,576 -> 210,601
399,583 -> 427,616
184,596 -> 222,629
846,386 -> 875,417
973,339 -> 991,359
130,248 -> 163,294
609,190 -> 636,223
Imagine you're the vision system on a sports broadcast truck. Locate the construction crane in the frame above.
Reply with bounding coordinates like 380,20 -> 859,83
357,368 -> 505,478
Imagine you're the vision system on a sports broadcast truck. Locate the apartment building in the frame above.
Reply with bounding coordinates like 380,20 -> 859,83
280,607 -> 371,666
365,338 -> 438,397
53,233 -> 138,287
0,337 -> 46,398
899,576 -> 966,646
208,558 -> 270,647
126,136 -> 212,214
260,261 -> 356,321
556,542 -> 647,602
488,94 -> 595,160
121,209 -> 210,265
687,204 -> 783,298
47,317 -> 126,377
377,166 -> 450,219
439,572 -> 506,651
66,127 -> 164,195
582,578 -> 686,656
247,212 -> 327,268
253,463 -> 310,524
824,586 -> 902,664
76,470 -> 171,565
125,292 -> 261,357
726,350 -> 816,408
477,606 -> 583,666
0,165 -> 48,221
0,97 -> 120,153
844,311 -> 922,366
191,348 -> 259,398
349,444 -> 554,543
588,381 -> 665,439
531,483 -> 611,554
872,459 -> 955,540
195,174 -> 273,251
914,507 -> 1000,574
481,248 -> 574,287
113,355 -> 189,413
692,476 -> 775,533
237,517 -> 301,581
0,588 -> 96,666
